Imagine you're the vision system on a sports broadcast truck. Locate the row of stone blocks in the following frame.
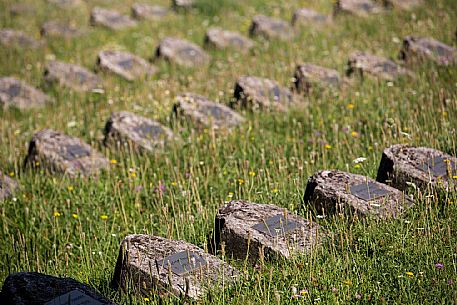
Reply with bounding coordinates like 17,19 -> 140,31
1,148 -> 456,303
2,29 -> 457,111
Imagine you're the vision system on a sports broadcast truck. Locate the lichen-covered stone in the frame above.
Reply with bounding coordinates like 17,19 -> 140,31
347,52 -> 414,80
249,15 -> 294,40
90,7 -> 137,31
377,144 -> 457,191
132,3 -> 169,20
292,8 -> 329,26
25,129 -> 109,177
156,37 -> 210,67
44,61 -> 102,92
0,77 -> 50,110
97,50 -> 157,81
173,93 -> 245,130
399,36 -> 457,66
104,111 -> 175,152
41,21 -> 83,38
303,170 -> 413,219
293,64 -> 340,93
381,0 -> 422,9
205,28 -> 254,52
214,200 -> 321,263
0,272 -> 118,305
233,76 -> 294,111
0,172 -> 18,201
112,234 -> 240,300
334,0 -> 383,17
0,29 -> 41,49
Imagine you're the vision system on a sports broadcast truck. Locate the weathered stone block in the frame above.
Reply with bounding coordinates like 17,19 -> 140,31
0,172 -> 18,201
347,51 -> 413,80
204,28 -> 254,52
112,234 -> 240,300
0,272 -> 117,305
132,3 -> 169,20
381,0 -> 422,9
97,50 -> 157,81
48,0 -> 83,8
249,15 -> 294,40
0,77 -> 50,110
104,111 -> 176,152
0,29 -> 41,49
399,36 -> 457,66
293,63 -> 340,93
44,61 -> 102,92
172,0 -> 194,10
41,21 -> 83,39
156,37 -> 210,67
25,129 -> 109,177
292,8 -> 329,26
334,0 -> 383,17
377,144 -> 457,191
233,76 -> 294,111
90,7 -> 137,30
303,170 -> 413,219
214,200 -> 321,263
173,93 -> 245,130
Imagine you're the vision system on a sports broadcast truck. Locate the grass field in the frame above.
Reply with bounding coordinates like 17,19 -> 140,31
1,0 -> 457,304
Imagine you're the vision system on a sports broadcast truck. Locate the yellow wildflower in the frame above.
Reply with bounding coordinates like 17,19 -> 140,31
144,298 -> 150,302
53,211 -> 61,217
238,179 -> 245,185
354,164 -> 361,169
110,159 -> 117,164
67,185 -> 74,192
131,172 -> 137,178
347,103 -> 354,109
406,272 -> 414,277
72,214 -> 78,219
452,175 -> 457,179
343,279 -> 352,286
325,144 -> 332,149
171,182 -> 177,187
249,171 -> 256,177
272,188 -> 279,193
351,131 -> 359,137
100,215 -> 108,220
9,172 -> 14,177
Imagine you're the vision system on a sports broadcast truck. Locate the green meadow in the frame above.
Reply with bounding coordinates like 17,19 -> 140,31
0,0 -> 456,303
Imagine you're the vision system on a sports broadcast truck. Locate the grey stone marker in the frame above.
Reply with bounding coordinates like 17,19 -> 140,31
0,272 -> 117,305
0,77 -> 50,110
249,15 -> 294,40
303,170 -> 413,219
112,234 -> 240,300
97,50 -> 157,81
293,64 -> 340,93
44,61 -> 102,92
172,0 -> 194,10
399,36 -> 457,66
347,52 -> 413,80
0,29 -> 41,49
173,93 -> 245,130
90,7 -> 137,31
204,28 -> 254,52
104,111 -> 175,152
214,200 -> 321,263
25,129 -> 109,177
334,0 -> 382,17
292,8 -> 329,26
233,76 -> 294,111
132,3 -> 169,20
382,0 -> 422,9
0,171 -> 18,201
48,0 -> 83,8
41,21 -> 83,39
156,37 -> 210,67
377,144 -> 457,191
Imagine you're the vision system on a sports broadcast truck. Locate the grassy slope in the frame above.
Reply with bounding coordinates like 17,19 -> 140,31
0,0 -> 457,303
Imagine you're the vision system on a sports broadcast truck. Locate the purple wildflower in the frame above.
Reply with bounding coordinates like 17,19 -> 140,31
448,279 -> 454,286
435,263 -> 444,270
